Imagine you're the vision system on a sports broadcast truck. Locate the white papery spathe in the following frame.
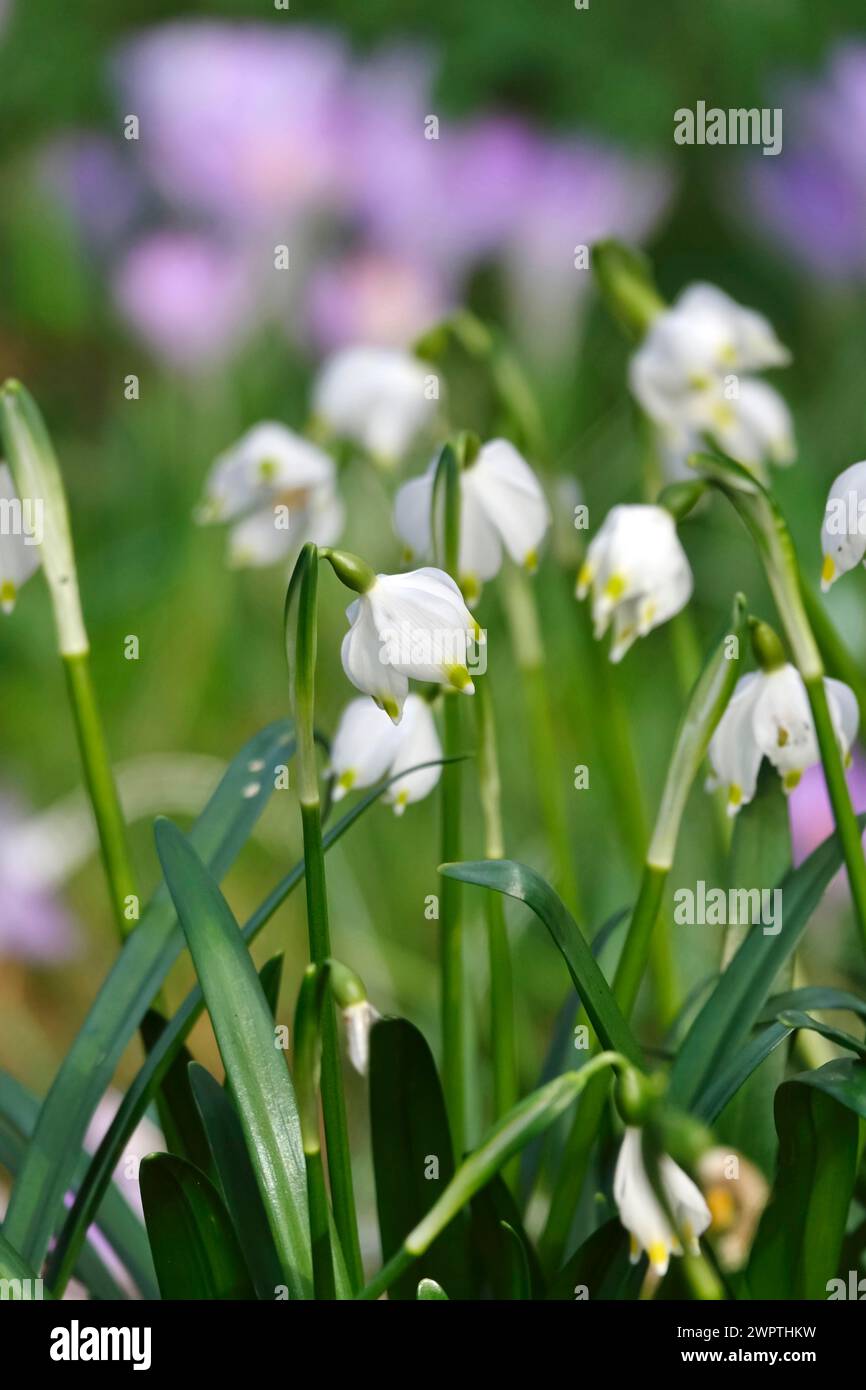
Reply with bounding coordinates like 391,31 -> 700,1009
614,1126 -> 712,1277
0,463 -> 41,614
329,693 -> 443,813
342,1000 -> 382,1076
820,460 -> 866,592
312,346 -> 437,464
707,664 -> 858,813
393,438 -> 551,601
629,283 -> 794,480
577,504 -> 693,662
195,422 -> 343,568
340,567 -> 479,722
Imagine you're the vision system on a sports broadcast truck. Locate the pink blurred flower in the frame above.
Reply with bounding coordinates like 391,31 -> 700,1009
114,21 -> 348,227
305,250 -> 449,351
112,231 -> 255,371
788,746 -> 866,891
0,796 -> 79,964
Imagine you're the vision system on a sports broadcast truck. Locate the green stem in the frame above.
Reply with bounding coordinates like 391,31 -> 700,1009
440,694 -> 466,1157
475,678 -> 518,1133
434,443 -> 467,1158
304,1149 -> 336,1300
501,565 -> 582,918
63,653 -> 138,939
806,675 -> 866,943
299,800 -> 362,1292
613,865 -> 669,1021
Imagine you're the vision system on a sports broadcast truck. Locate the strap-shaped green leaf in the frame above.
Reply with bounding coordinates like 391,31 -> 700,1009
439,860 -> 642,1065
4,720 -> 295,1270
670,816 -> 865,1108
745,1070 -> 861,1298
154,818 -> 315,1299
140,1153 -> 255,1301
48,756 -> 452,1296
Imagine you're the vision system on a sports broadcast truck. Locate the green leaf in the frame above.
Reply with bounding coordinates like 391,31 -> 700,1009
745,1073 -> 860,1299
188,1062 -> 283,1302
470,1172 -> 545,1299
500,1221 -> 532,1299
0,1070 -> 156,1298
694,1022 -> 793,1124
140,1011 -> 215,1180
140,1153 -> 256,1300
546,1220 -> 644,1301
669,817 -> 864,1109
758,985 -> 866,1023
47,763 -> 425,1296
416,1278 -> 448,1300
711,770 -> 790,1174
154,817 -> 315,1300
369,1019 -> 472,1300
4,719 -> 295,1270
360,1054 -> 622,1300
518,908 -> 629,1204
439,861 -> 642,1065
258,953 -> 284,1020
791,1057 -> 866,1120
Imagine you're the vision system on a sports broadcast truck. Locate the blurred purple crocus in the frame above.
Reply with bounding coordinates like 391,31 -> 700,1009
112,231 -> 255,371
38,133 -> 144,251
306,249 -> 449,351
113,21 -> 349,227
0,795 -> 79,964
745,44 -> 866,280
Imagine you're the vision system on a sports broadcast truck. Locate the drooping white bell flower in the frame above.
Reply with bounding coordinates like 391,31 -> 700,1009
393,438 -> 551,602
311,346 -> 436,464
329,693 -> 444,811
614,1126 -> 712,1276
342,1000 -> 382,1076
195,422 -> 343,568
820,460 -> 866,592
340,567 -> 479,722
629,283 -> 794,480
707,664 -> 858,813
576,504 -> 693,662
0,463 -> 41,614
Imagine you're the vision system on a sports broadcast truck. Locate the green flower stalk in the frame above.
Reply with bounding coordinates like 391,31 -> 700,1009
284,543 -> 362,1292
540,594 -> 746,1271
433,441 -> 468,1156
474,676 -> 518,1132
0,379 -> 138,941
692,449 -> 866,951
293,963 -> 336,1301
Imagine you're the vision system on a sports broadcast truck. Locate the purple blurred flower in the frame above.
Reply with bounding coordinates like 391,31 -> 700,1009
114,21 -> 348,227
788,746 -> 866,892
0,796 -> 79,964
745,44 -> 866,280
112,231 -> 255,371
306,249 -> 449,351
38,133 -> 144,251
503,137 -> 672,359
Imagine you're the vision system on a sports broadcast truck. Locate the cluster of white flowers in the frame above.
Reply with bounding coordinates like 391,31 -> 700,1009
630,283 -> 794,481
